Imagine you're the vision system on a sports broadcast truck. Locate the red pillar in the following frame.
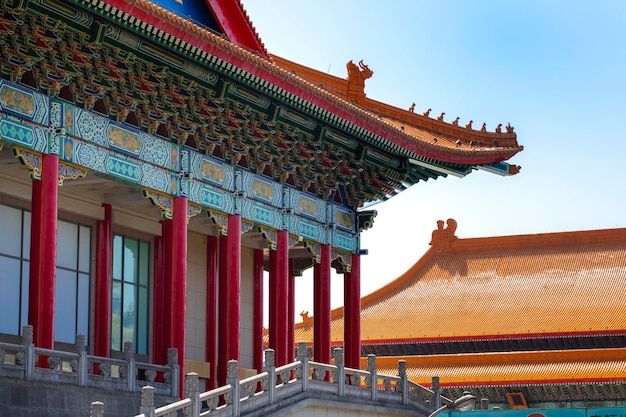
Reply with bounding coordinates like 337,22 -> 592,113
218,214 -> 241,386
287,260 -> 295,361
253,249 -> 264,373
94,204 -> 112,359
313,244 -> 331,363
269,248 -> 277,350
152,222 -> 166,366
225,215 -> 241,363
218,233 -> 228,386
271,231 -> 289,366
164,197 -> 187,397
206,235 -> 218,390
28,153 -> 59,350
344,254 -> 361,370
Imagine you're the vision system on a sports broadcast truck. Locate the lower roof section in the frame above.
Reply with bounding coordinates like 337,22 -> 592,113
369,348 -> 626,387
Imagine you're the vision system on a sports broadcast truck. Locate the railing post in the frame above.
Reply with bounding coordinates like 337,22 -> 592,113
367,354 -> 377,401
333,348 -> 345,397
227,360 -> 240,417
90,401 -> 104,417
76,333 -> 87,387
186,372 -> 200,417
124,341 -> 136,392
22,325 -> 35,381
398,360 -> 408,405
432,376 -> 441,410
264,349 -> 276,404
296,342 -> 309,392
167,348 -> 180,398
139,385 -> 155,417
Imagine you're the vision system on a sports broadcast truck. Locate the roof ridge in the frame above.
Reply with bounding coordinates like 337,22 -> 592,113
451,226 -> 626,253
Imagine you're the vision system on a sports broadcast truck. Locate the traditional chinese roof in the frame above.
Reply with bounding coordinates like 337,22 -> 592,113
371,348 -> 626,387
372,348 -> 626,404
272,55 -> 523,172
295,222 -> 626,344
0,0 -> 522,209
294,222 -> 626,403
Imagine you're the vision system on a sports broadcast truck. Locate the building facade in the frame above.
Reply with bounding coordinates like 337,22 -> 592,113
0,0 -> 522,406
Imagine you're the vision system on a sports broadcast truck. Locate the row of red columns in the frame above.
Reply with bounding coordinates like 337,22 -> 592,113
203,221 -> 362,387
27,157 -> 361,393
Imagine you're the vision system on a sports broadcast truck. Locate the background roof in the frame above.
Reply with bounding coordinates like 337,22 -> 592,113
295,224 -> 626,342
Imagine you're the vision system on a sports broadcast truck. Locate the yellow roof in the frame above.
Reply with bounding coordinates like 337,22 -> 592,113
370,348 -> 626,386
295,223 -> 626,343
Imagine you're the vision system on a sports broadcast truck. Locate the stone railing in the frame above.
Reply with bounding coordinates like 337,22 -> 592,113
0,325 -> 178,397
92,342 -> 449,417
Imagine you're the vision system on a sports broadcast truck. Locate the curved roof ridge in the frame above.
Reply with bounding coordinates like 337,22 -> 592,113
99,0 -> 522,166
270,55 -> 521,157
369,348 -> 626,386
295,247 -> 438,330
295,222 -> 626,342
372,347 -> 626,367
451,226 -> 626,253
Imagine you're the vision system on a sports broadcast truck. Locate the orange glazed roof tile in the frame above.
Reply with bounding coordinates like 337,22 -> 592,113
294,223 -> 626,344
369,348 -> 626,387
271,55 -> 523,169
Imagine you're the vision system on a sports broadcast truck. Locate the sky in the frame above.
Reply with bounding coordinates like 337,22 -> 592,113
240,1 -> 626,320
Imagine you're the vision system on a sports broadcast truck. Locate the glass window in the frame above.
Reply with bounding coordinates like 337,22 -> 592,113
0,204 -> 22,257
55,268 -> 78,343
111,235 -> 149,355
55,219 -> 91,343
57,221 -> 78,269
0,206 -> 90,341
0,256 -> 21,334
0,205 -> 29,335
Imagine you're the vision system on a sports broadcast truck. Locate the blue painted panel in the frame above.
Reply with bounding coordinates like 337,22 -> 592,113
298,219 -> 320,241
0,80 -> 48,125
200,187 -> 226,210
241,170 -> 282,207
333,204 -> 355,233
250,203 -> 275,227
107,155 -> 141,182
0,119 -> 35,148
291,189 -> 326,223
333,230 -> 355,252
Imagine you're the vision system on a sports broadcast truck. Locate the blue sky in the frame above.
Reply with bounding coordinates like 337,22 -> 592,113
241,1 -> 626,316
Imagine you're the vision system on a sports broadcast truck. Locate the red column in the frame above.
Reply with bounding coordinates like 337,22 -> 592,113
313,244 -> 331,363
269,249 -> 277,350
164,197 -> 187,397
253,249 -> 264,373
152,222 -> 166,366
206,235 -> 218,390
28,153 -> 59,350
272,231 -> 289,366
344,254 -> 361,370
94,204 -> 112,359
218,233 -> 228,386
287,260 -> 295,362
225,215 -> 241,363
218,214 -> 241,386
